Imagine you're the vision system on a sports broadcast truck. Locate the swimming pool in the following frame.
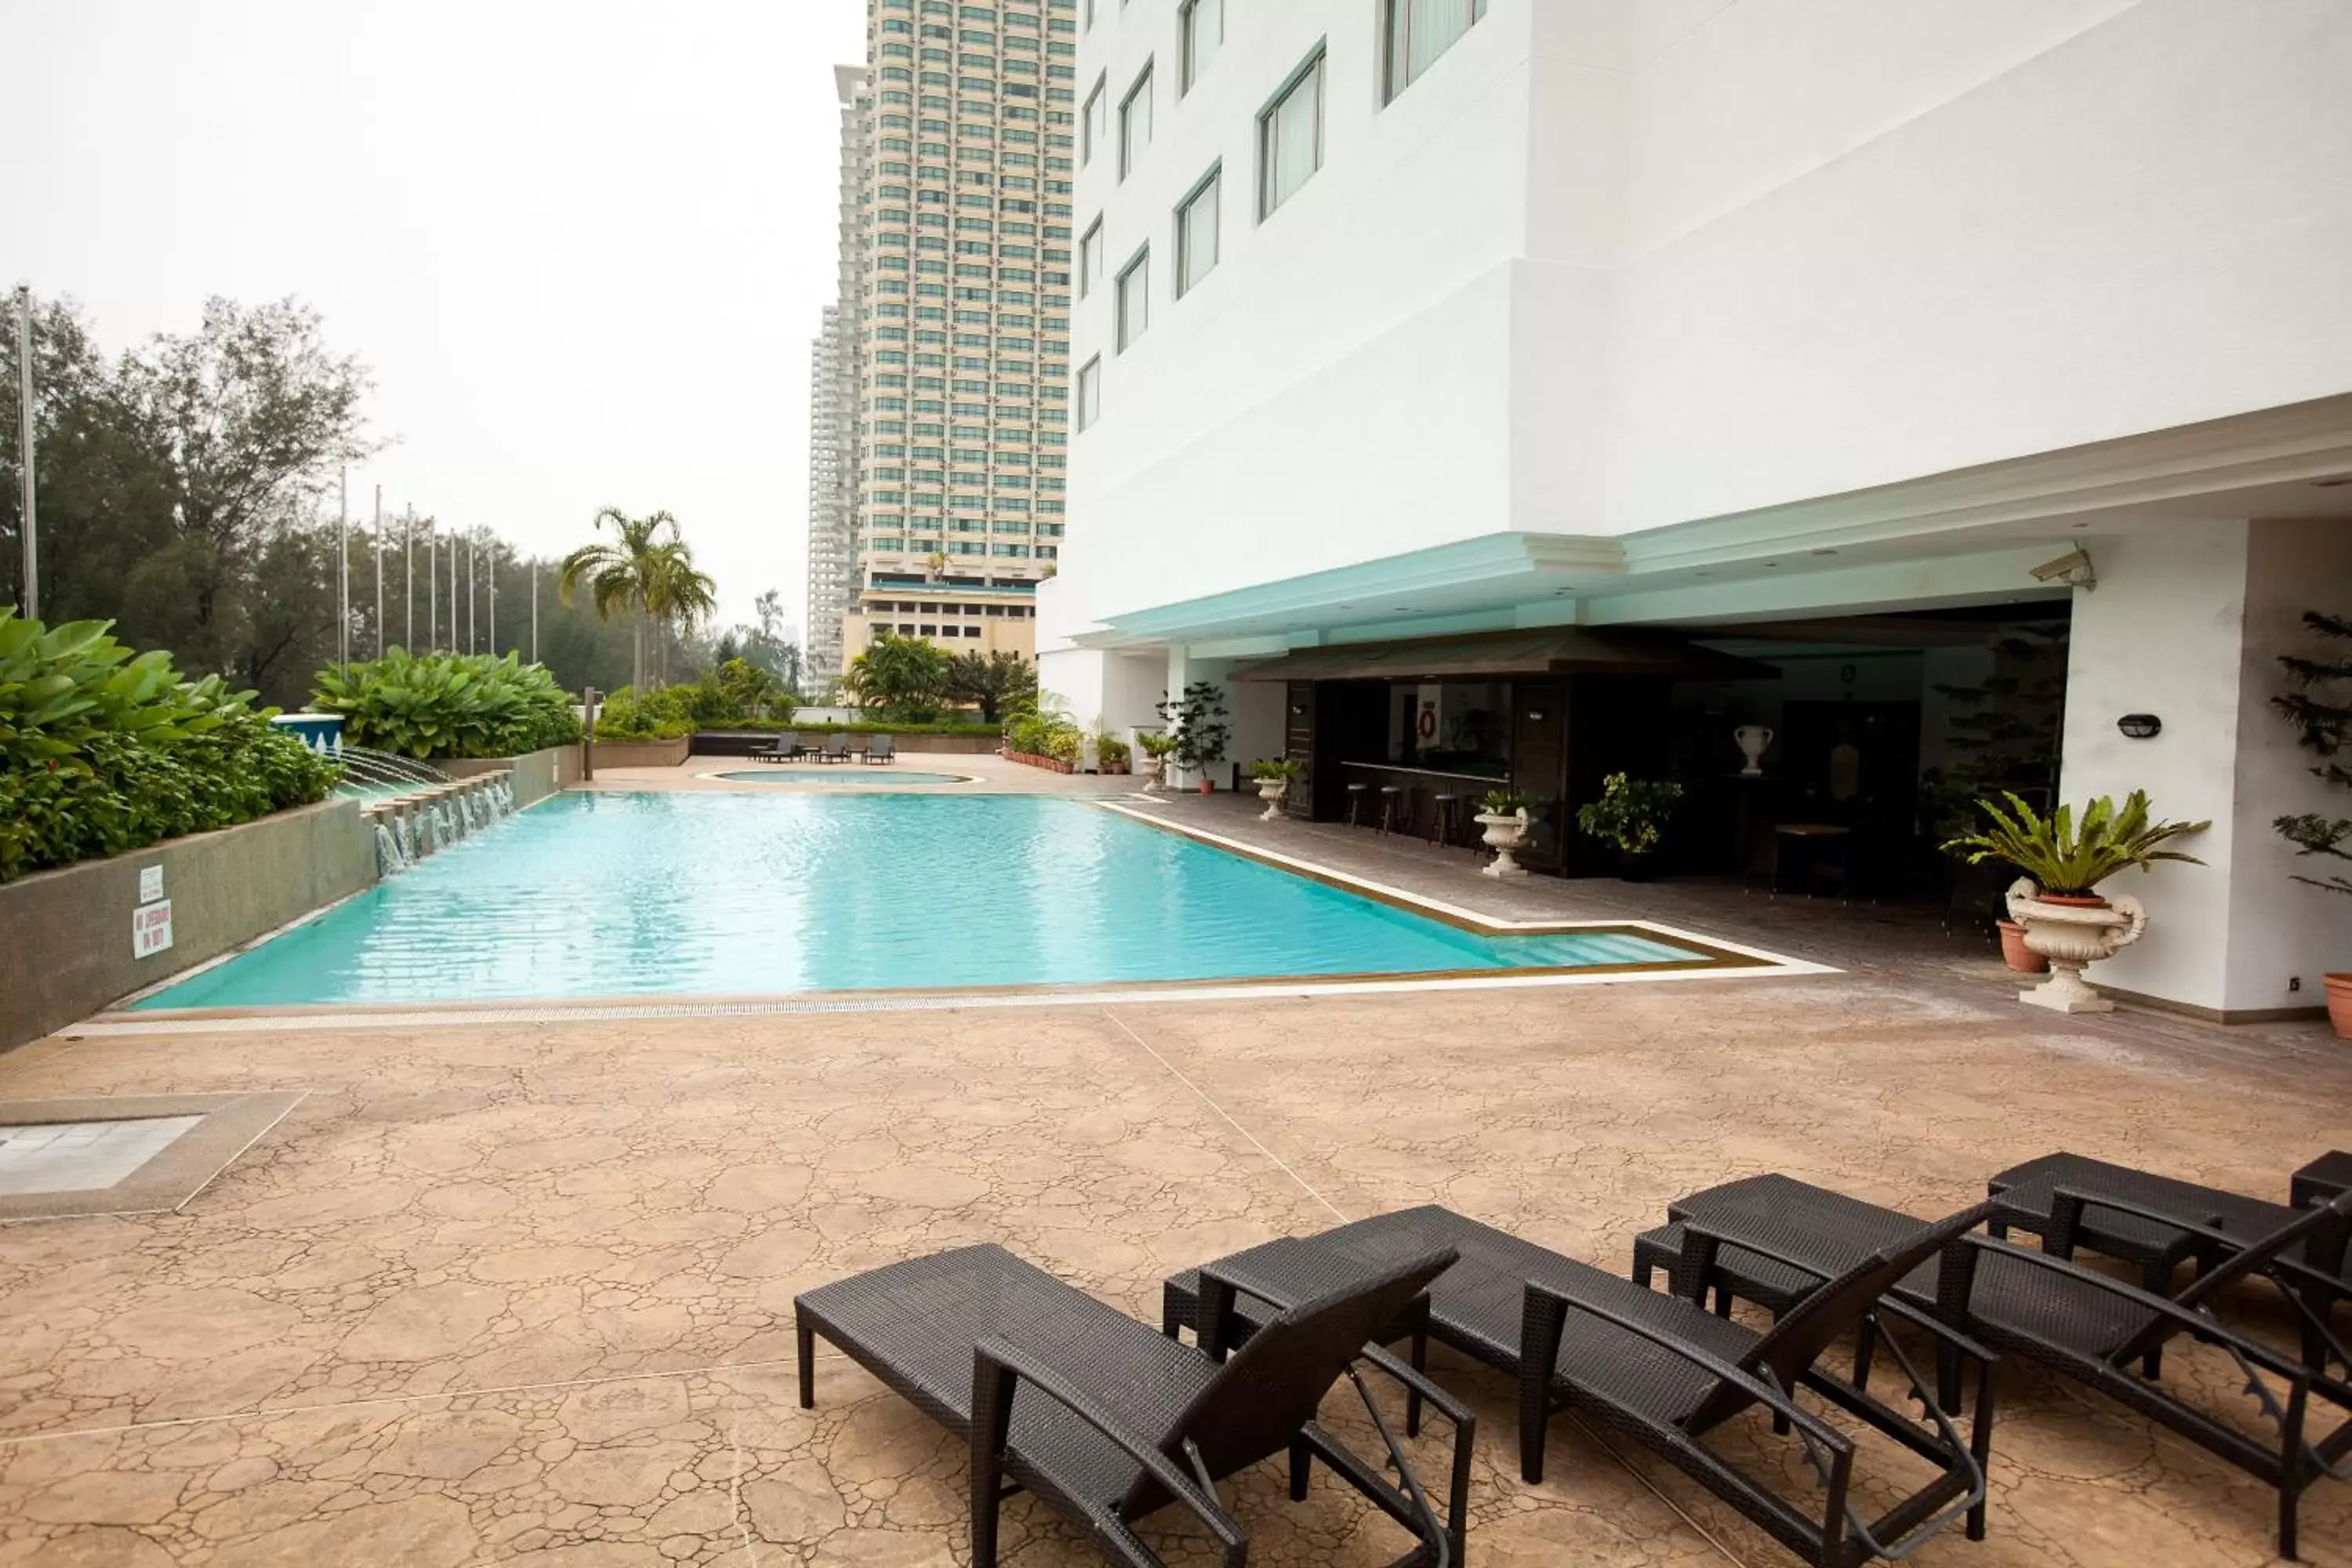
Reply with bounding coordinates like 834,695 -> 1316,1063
713,768 -> 970,786
136,793 -> 1732,1009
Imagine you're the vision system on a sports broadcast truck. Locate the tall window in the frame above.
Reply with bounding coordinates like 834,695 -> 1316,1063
1118,64 -> 1153,179
1180,0 -> 1222,93
1258,48 -> 1324,220
1115,248 -> 1150,350
1078,219 -> 1105,297
1175,168 -> 1219,296
1076,357 -> 1102,430
1081,76 -> 1106,165
1384,0 -> 1487,102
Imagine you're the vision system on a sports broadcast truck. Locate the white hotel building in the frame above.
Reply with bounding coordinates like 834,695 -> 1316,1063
1038,0 -> 2352,1022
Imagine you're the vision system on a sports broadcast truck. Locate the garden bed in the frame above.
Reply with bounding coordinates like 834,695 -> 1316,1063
1004,750 -> 1075,774
588,735 -> 694,769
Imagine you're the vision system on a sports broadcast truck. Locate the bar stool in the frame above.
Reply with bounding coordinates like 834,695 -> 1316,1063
1377,785 -> 1410,836
1428,792 -> 1466,850
1345,782 -> 1370,827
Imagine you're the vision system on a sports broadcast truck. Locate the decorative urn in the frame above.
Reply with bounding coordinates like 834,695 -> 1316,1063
2005,877 -> 2147,1013
1733,724 -> 1773,778
1474,808 -> 1533,880
1254,777 -> 1288,821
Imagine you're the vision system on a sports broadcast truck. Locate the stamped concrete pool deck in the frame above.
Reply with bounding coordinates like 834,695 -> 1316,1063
2,766 -> 2346,1566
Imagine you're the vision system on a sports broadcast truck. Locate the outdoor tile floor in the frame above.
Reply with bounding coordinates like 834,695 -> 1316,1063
0,764 -> 2346,1565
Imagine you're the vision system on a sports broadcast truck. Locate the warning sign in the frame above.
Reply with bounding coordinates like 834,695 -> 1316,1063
132,899 -> 175,960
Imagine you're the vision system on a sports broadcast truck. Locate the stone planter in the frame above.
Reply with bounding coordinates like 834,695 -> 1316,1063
588,735 -> 692,769
1254,779 -> 1288,821
2325,972 -> 2352,1039
2005,878 -> 2147,1013
1137,757 -> 1164,792
1004,750 -> 1074,774
1475,810 -> 1532,880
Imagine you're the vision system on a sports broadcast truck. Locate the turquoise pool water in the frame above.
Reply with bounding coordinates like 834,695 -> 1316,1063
138,793 -> 1715,1008
715,768 -> 968,785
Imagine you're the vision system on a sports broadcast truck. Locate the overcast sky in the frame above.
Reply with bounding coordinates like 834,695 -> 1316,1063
13,0 -> 868,633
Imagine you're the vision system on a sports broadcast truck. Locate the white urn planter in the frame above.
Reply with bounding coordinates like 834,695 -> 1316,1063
1475,808 -> 1532,879
2005,877 -> 2147,1013
1733,724 -> 1774,777
1138,757 -> 1163,792
1254,779 -> 1288,821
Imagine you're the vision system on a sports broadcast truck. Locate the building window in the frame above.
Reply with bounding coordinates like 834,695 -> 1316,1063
1384,0 -> 1487,103
1076,356 -> 1102,430
1118,64 -> 1153,180
1115,249 -> 1149,350
1174,166 -> 1218,296
1081,76 -> 1106,165
1078,218 -> 1104,297
1179,0 -> 1222,93
1258,47 -> 1324,220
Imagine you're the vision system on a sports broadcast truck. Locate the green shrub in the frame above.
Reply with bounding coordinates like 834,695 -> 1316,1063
733,717 -> 999,737
313,648 -> 582,759
592,685 -> 695,741
0,610 -> 339,882
1004,709 -> 1081,764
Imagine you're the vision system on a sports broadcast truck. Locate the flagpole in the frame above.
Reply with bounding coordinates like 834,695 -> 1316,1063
15,285 -> 36,619
426,515 -> 437,652
404,503 -> 414,651
488,532 -> 497,655
337,467 -> 349,674
531,558 -> 539,664
372,479 -> 384,660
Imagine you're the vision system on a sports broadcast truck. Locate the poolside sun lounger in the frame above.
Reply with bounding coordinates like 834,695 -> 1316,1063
1166,1203 -> 1998,1566
752,731 -> 800,763
815,733 -> 851,764
1632,1173 -> 2352,1560
797,1239 -> 1464,1568
862,733 -> 895,764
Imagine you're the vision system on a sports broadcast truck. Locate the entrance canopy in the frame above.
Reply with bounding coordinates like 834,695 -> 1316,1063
1231,627 -> 1770,682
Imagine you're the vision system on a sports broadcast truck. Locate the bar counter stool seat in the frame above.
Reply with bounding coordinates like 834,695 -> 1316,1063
1378,785 -> 1410,836
1345,782 -> 1371,827
1428,793 -> 1465,850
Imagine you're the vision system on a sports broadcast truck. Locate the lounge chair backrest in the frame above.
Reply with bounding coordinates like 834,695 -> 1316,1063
779,731 -> 799,753
1120,1243 -> 1457,1517
871,734 -> 895,757
1690,1201 -> 1995,1431
2109,1188 -> 2352,1366
825,735 -> 849,757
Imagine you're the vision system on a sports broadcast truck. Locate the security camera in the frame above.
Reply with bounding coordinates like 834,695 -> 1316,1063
2029,548 -> 2096,591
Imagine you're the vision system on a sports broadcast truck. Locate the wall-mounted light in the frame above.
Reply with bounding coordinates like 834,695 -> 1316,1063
1526,710 -> 1547,722
2117,713 -> 2161,739
1288,704 -> 1305,717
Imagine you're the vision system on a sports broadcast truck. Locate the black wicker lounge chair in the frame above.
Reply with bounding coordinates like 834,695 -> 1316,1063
815,733 -> 851,764
1636,1174 -> 2352,1559
862,733 -> 896,764
1166,1204 -> 1999,1567
797,1240 -> 1464,1567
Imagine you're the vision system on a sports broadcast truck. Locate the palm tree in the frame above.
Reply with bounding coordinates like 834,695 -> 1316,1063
556,507 -> 711,691
642,539 -> 717,688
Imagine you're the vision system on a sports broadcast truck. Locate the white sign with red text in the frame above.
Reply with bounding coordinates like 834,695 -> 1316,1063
132,899 -> 175,959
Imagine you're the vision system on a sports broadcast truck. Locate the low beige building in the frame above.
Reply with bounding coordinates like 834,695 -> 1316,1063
844,582 -> 1037,659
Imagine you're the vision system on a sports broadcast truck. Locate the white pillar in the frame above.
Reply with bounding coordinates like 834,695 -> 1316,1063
2060,518 -> 2352,1019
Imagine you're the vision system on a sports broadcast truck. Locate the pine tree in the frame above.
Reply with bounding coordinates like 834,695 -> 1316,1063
2273,610 -> 2352,898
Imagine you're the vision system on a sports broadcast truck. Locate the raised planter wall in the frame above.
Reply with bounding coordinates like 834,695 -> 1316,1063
0,797 -> 376,1051
588,735 -> 693,770
690,730 -> 1002,757
440,744 -> 583,808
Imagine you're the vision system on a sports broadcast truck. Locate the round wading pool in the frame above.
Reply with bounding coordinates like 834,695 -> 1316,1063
712,768 -> 971,786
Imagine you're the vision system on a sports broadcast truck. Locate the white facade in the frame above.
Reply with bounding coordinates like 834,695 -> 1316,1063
1043,0 -> 2352,1018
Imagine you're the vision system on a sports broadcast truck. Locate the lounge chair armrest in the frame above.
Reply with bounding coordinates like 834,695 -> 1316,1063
973,1336 -> 1248,1563
1522,1279 -> 1851,1456
1963,1237 -> 2321,1388
1677,1221 -> 1838,1285
1875,1294 -> 1999,1369
2043,1185 -> 2246,1252
1359,1341 -> 1475,1429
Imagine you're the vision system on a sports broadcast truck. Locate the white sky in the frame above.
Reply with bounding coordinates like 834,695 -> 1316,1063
12,0 -> 868,633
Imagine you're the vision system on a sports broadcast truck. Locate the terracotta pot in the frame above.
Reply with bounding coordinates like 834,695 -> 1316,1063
2035,892 -> 2109,909
1198,779 -> 1213,794
2326,973 -> 2352,1039
1997,919 -> 2048,973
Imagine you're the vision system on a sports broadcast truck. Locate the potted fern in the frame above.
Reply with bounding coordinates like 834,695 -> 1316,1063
2271,609 -> 2352,1035
1134,730 -> 1179,792
1943,791 -> 2208,1013
1247,757 -> 1301,820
